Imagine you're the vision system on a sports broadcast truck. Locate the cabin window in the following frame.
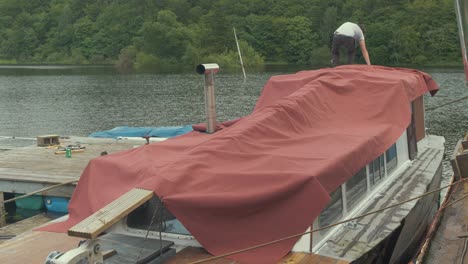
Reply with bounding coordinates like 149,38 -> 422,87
345,167 -> 367,210
127,197 -> 191,235
369,155 -> 385,186
319,188 -> 343,235
386,144 -> 398,175
313,135 -> 406,250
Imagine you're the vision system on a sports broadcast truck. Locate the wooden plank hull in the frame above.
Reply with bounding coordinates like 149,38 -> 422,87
422,132 -> 468,263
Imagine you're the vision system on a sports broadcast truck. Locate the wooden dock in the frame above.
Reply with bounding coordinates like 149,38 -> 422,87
0,229 -> 82,264
0,214 -> 53,244
0,136 -> 144,197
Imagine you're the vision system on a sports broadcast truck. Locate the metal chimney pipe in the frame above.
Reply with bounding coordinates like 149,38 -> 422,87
196,63 -> 219,133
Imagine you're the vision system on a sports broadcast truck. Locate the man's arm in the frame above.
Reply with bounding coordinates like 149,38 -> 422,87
359,40 -> 371,65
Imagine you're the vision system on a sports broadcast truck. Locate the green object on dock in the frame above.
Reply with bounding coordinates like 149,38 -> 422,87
65,148 -> 71,158
14,194 -> 44,210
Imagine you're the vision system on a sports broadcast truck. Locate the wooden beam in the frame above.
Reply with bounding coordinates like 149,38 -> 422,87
0,180 -> 76,198
68,188 -> 154,239
462,140 -> 468,150
0,192 -> 5,227
451,139 -> 463,180
456,151 -> 468,178
103,249 -> 117,259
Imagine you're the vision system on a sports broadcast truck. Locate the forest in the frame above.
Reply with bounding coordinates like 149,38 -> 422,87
0,0 -> 461,70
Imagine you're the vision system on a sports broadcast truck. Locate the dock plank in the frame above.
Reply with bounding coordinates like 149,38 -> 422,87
0,214 -> 53,244
0,231 -> 81,264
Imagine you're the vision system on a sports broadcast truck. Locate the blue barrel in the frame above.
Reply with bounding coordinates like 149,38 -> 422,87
44,196 -> 69,213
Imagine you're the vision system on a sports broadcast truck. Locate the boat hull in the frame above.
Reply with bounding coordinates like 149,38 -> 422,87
354,159 -> 442,263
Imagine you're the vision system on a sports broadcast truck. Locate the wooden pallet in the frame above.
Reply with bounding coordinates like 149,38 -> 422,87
68,188 -> 154,239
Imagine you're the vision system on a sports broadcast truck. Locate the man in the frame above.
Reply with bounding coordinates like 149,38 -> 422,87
331,22 -> 371,66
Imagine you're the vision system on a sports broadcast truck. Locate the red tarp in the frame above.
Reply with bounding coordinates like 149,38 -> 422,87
38,65 -> 439,263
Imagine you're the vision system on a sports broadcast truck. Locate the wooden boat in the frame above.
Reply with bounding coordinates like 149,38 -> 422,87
412,133 -> 468,264
106,103 -> 445,264
413,3 -> 468,262
12,65 -> 442,264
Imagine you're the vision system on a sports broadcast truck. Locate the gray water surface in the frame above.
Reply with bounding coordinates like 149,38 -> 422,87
0,66 -> 273,137
0,66 -> 467,174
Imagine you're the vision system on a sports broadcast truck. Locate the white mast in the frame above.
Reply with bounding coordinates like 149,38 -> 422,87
455,0 -> 468,81
233,27 -> 247,81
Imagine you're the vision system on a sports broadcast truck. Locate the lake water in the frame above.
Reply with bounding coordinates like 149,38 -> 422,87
0,66 -> 281,137
0,65 -> 467,176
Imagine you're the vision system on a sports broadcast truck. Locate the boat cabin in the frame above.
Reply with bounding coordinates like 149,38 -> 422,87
106,95 -> 441,263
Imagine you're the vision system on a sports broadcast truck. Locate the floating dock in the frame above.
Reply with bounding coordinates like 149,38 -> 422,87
0,136 -> 144,198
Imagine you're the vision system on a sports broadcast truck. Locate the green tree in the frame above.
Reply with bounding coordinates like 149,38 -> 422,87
139,10 -> 193,60
0,0 -> 461,67
320,7 -> 337,47
284,16 -> 316,64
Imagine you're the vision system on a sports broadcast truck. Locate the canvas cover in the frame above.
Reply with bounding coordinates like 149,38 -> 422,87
39,65 -> 438,263
88,125 -> 193,138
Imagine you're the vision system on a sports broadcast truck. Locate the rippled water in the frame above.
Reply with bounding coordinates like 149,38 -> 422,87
423,69 -> 468,178
0,66 -> 466,176
0,66 -> 273,137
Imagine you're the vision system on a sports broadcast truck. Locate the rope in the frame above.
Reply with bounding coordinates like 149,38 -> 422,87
460,237 -> 468,264
189,177 -> 468,264
2,179 -> 78,204
413,175 -> 457,263
159,200 -> 165,258
426,94 -> 468,111
443,192 -> 468,209
136,201 -> 161,263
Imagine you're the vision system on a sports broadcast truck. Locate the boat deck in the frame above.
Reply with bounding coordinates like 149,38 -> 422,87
0,136 -> 144,197
0,230 -> 349,264
166,246 -> 349,264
